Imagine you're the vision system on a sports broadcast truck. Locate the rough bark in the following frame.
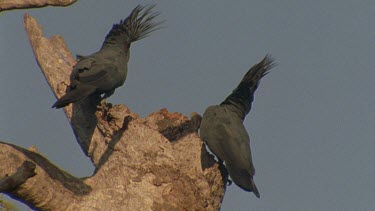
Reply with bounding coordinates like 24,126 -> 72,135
0,14 -> 228,210
0,0 -> 77,12
0,161 -> 36,193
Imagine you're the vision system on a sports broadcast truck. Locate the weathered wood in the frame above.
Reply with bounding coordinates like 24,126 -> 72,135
0,14 -> 227,210
0,0 -> 77,12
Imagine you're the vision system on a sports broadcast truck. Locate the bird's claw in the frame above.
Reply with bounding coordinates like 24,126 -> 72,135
96,99 -> 107,110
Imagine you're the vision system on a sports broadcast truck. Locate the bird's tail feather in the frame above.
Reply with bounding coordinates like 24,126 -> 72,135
221,54 -> 275,119
52,85 -> 96,109
251,179 -> 260,198
102,5 -> 162,47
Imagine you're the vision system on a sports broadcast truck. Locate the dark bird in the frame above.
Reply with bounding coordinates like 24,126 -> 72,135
52,5 -> 161,108
200,55 -> 275,198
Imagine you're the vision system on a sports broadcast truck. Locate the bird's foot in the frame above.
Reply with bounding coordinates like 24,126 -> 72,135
97,99 -> 110,110
217,159 -> 232,186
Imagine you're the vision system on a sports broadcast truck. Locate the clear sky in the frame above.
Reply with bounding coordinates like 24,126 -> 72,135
1,1 -> 375,210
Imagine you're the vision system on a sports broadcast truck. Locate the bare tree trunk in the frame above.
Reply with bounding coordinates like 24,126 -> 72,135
0,14 -> 227,210
0,0 -> 77,12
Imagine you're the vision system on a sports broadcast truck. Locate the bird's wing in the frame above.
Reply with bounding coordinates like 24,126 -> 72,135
73,56 -> 118,87
201,106 -> 255,174
208,107 -> 253,171
78,67 -> 109,83
236,126 -> 255,175
220,119 -> 255,175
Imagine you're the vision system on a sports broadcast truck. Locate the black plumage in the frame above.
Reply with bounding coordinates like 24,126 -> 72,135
52,5 -> 161,108
200,55 -> 275,198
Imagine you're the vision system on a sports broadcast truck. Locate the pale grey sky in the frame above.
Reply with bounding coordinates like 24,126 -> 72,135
1,1 -> 375,210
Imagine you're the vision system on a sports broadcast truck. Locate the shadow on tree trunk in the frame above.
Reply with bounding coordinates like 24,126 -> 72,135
0,8 -> 228,210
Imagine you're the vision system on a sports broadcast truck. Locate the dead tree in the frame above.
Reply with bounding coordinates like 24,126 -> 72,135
0,0 -> 77,12
0,14 -> 227,210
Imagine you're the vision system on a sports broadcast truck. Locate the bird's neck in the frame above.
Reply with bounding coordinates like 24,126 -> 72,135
223,101 -> 247,121
221,86 -> 252,121
100,40 -> 131,63
101,35 -> 130,50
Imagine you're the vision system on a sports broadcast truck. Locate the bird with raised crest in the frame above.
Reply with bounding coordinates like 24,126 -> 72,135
200,55 -> 276,198
52,5 -> 161,108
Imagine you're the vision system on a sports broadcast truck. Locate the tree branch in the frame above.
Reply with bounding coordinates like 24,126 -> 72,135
0,141 -> 91,210
0,161 -> 36,192
0,0 -> 77,12
24,13 -> 105,160
15,13 -> 228,210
